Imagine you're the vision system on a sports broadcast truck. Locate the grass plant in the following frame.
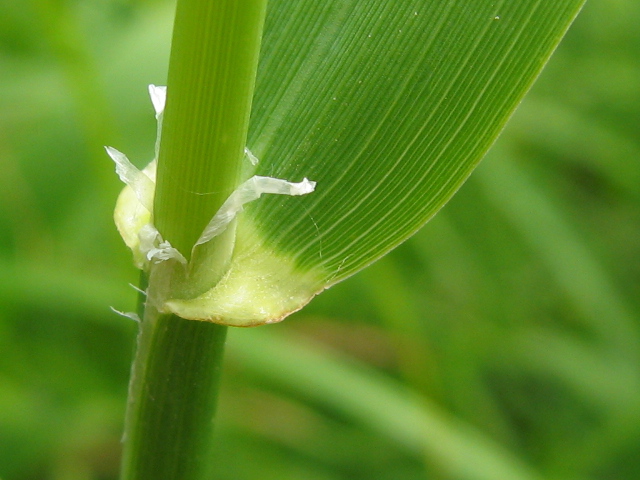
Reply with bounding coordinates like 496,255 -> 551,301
4,1 -> 640,480
110,1 -> 585,477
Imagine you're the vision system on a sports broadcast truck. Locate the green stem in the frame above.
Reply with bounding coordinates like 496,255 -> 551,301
155,0 -> 266,260
121,309 -> 228,480
156,0 -> 268,296
120,0 -> 267,479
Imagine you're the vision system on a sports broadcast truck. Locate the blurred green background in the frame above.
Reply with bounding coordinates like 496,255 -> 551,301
1,1 -> 639,479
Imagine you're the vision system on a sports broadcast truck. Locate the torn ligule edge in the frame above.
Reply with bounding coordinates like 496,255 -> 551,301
128,283 -> 147,295
110,307 -> 141,323
195,176 -> 316,246
139,224 -> 188,265
148,84 -> 167,118
244,147 -> 259,165
149,85 -> 166,158
105,146 -> 155,212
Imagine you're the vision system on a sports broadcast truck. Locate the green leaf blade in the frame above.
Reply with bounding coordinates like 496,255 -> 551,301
168,0 -> 587,326
245,0 -> 585,283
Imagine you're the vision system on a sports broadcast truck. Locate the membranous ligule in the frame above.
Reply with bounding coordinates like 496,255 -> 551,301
108,86 -> 324,326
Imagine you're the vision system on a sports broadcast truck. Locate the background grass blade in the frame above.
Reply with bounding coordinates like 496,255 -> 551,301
227,328 -> 550,480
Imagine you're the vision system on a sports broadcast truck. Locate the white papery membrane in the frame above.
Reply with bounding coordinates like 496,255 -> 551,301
196,176 -> 316,247
108,86 -> 319,325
